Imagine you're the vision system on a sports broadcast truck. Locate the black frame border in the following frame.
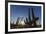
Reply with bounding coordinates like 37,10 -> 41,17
5,1 -> 45,33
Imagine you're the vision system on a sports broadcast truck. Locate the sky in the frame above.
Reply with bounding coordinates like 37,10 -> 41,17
10,5 -> 41,25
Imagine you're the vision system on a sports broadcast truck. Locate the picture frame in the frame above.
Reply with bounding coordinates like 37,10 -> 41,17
5,1 -> 45,33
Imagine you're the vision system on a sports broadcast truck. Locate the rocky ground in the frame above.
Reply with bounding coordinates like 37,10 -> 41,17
10,24 -> 41,29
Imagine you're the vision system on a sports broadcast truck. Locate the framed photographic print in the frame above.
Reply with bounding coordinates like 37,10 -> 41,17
5,1 -> 45,33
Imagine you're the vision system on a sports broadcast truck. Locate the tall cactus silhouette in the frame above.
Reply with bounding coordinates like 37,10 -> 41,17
31,8 -> 39,27
24,8 -> 31,25
24,8 -> 39,27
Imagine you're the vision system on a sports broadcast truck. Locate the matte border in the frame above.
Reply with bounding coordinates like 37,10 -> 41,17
5,1 -> 45,33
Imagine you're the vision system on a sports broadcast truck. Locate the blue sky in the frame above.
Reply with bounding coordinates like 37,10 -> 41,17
10,5 -> 41,24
